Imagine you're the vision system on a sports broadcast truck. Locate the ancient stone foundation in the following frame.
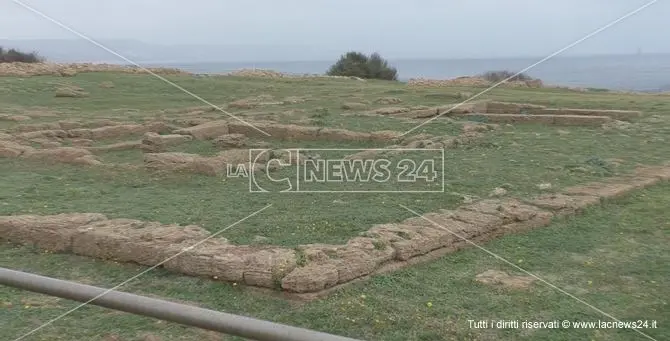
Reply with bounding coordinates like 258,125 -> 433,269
1,163 -> 668,296
371,100 -> 642,126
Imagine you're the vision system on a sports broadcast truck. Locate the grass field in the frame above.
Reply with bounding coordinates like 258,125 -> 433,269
1,72 -> 669,340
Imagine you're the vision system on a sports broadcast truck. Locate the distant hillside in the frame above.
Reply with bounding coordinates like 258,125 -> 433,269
0,39 -> 341,63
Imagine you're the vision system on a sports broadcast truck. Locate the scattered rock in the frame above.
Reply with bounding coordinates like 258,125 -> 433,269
55,86 -> 89,98
537,183 -> 552,190
282,96 -> 306,104
253,235 -> 270,244
605,158 -> 625,167
374,97 -> 402,104
602,120 -> 632,131
489,187 -> 508,197
475,270 -> 536,289
99,81 -> 115,88
227,99 -> 258,109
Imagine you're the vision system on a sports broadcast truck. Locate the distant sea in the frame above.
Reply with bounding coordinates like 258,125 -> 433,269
149,54 -> 670,93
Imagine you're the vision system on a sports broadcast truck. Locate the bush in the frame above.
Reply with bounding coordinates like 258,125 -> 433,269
0,47 -> 44,63
480,70 -> 535,82
326,52 -> 398,81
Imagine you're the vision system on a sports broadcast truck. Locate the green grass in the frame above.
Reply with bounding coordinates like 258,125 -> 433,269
1,72 -> 670,340
1,183 -> 668,341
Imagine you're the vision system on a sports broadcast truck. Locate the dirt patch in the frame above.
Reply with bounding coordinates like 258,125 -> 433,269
55,86 -> 89,98
227,95 -> 282,109
58,120 -> 84,130
99,81 -> 115,88
525,194 -> 600,216
562,181 -> 645,200
227,99 -> 259,110
282,96 -> 307,104
475,270 -> 536,289
634,164 -> 670,180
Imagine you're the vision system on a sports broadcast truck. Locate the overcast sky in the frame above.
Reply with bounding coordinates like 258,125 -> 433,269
0,0 -> 665,59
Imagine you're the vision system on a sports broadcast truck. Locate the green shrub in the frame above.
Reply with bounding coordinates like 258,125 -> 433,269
0,47 -> 44,63
480,70 -> 535,82
326,51 -> 398,81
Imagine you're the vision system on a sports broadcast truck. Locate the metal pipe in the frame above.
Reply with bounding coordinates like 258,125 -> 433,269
0,267 -> 363,341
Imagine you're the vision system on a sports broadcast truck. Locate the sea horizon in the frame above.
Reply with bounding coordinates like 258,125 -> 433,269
139,53 -> 670,93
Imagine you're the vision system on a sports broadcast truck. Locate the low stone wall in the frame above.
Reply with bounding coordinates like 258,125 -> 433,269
373,100 -> 643,125
174,120 -> 402,142
461,114 -> 613,126
2,163 -> 668,295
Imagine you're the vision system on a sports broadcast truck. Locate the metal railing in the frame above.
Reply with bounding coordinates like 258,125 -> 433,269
0,267 -> 364,341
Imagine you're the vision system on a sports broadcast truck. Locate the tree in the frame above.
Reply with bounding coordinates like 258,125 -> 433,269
0,47 -> 43,63
326,51 -> 398,81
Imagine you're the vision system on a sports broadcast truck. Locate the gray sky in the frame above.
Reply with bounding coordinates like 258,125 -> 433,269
0,0 -> 665,59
